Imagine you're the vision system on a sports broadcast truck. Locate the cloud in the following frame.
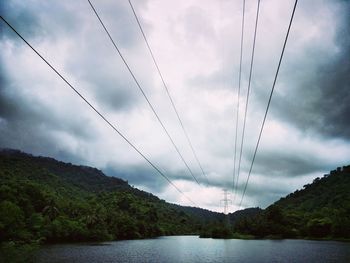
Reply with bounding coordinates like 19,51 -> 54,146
261,0 -> 350,140
0,0 -> 42,40
0,0 -> 349,212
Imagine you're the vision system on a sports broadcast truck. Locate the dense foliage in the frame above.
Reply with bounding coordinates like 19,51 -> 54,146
199,208 -> 262,239
2,148 -> 348,261
0,149 -> 228,241
0,149 -> 226,261
233,166 -> 350,239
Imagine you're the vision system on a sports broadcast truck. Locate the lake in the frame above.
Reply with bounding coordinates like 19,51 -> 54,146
36,236 -> 350,263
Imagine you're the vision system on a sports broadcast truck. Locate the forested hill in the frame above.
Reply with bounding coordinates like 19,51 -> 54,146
275,166 -> 350,213
0,148 -> 231,247
3,148 -> 347,251
0,148 -> 156,200
234,166 -> 350,239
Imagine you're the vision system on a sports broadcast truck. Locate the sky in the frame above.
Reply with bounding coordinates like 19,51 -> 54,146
0,0 -> 349,213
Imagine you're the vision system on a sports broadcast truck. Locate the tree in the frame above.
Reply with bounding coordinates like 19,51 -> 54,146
42,199 -> 59,221
0,201 -> 25,241
307,218 -> 332,238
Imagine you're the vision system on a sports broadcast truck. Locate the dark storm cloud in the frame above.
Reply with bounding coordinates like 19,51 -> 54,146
1,0 -> 349,211
269,1 -> 350,140
0,0 -> 42,40
1,0 -> 146,112
0,60 -> 98,163
69,57 -> 142,112
104,163 -> 196,192
0,0 -> 148,149
251,151 -> 328,178
105,164 -> 168,191
241,191 -> 284,208
0,0 -> 156,195
0,0 -> 143,45
0,66 -> 95,140
93,80 -> 141,112
234,170 -> 314,209
0,0 -> 82,41
0,120 -> 87,165
0,96 -> 95,162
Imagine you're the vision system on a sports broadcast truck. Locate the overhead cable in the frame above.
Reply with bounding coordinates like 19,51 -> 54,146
238,0 -> 299,209
128,0 -> 209,185
0,15 -> 197,207
235,0 -> 261,204
232,0 -> 246,201
88,0 -> 201,185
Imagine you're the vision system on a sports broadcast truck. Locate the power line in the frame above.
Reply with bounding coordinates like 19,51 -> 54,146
236,0 -> 261,205
87,0 -> 201,185
0,15 -> 197,207
238,0 -> 299,209
232,0 -> 246,201
127,0 -> 209,185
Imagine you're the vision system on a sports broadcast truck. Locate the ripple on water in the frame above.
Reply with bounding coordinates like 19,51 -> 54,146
36,236 -> 350,263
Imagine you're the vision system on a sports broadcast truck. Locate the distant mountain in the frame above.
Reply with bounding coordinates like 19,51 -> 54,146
8,148 -> 347,248
0,148 -> 129,191
2,148 -> 260,250
234,166 -> 350,239
228,207 -> 262,224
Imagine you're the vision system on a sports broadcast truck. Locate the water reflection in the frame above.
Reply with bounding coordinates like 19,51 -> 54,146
36,236 -> 350,263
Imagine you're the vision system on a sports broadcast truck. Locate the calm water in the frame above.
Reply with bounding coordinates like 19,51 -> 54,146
36,236 -> 350,263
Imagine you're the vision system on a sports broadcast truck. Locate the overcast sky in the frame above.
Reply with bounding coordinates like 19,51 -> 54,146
1,0 -> 349,212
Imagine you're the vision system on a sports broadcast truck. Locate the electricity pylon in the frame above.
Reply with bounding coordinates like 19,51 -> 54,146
220,189 -> 232,215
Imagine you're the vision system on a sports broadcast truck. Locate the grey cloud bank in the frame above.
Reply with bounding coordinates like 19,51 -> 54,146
0,0 -> 349,212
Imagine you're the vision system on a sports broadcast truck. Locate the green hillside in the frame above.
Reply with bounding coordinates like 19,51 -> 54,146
0,149 -> 232,260
2,148 -> 348,261
234,166 -> 350,239
0,149 -> 227,242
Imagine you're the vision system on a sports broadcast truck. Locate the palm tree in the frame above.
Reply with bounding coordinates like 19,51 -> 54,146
42,199 -> 59,221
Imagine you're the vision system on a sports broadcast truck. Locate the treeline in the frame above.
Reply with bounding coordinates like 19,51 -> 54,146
0,149 -> 224,261
0,149 -> 221,241
233,166 -> 350,239
2,148 -> 349,261
0,153 -> 219,245
0,179 -> 196,244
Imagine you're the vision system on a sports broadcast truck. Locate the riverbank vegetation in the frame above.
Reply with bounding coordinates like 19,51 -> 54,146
1,149 -> 349,261
0,149 -> 226,261
199,167 -> 350,240
232,166 -> 350,240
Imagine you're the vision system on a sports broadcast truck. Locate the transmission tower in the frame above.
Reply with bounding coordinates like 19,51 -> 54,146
220,189 -> 232,215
